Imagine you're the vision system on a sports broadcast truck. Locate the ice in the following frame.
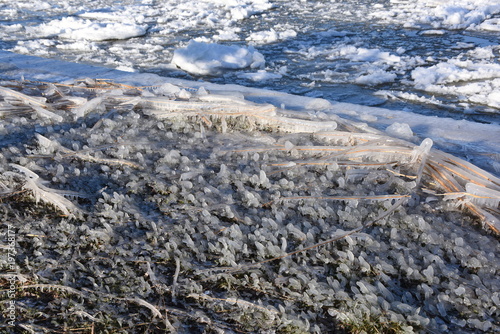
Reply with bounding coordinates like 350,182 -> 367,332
465,183 -> 500,208
345,47 -> 401,64
26,17 -> 147,41
1,0 -> 500,331
411,52 -> 500,103
71,97 -> 105,119
171,41 -> 265,75
371,0 -> 500,30
237,70 -> 282,82
8,164 -> 82,217
385,122 -> 413,140
246,29 -> 297,44
477,18 -> 500,31
355,69 -> 397,86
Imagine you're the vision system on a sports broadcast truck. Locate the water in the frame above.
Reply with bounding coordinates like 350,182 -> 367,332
0,0 -> 499,125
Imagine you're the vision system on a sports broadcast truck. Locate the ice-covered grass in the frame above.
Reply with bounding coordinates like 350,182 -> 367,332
1,78 -> 499,333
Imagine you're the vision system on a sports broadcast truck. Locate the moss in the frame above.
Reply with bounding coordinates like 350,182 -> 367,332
277,324 -> 310,334
339,314 -> 406,334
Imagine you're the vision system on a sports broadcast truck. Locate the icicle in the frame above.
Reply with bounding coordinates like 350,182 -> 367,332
465,183 -> 500,208
433,152 -> 500,191
71,96 -> 105,118
31,105 -> 64,122
475,207 -> 500,234
412,138 -> 433,186
0,86 -> 47,108
35,133 -> 59,151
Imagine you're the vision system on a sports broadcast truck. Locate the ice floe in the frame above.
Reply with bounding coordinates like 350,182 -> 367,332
171,41 -> 265,75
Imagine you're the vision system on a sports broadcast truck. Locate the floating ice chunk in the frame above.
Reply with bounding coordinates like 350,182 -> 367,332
246,28 -> 297,44
420,30 -> 446,35
487,91 -> 500,108
247,29 -> 279,43
355,69 -> 396,86
171,40 -> 265,75
237,70 -> 282,81
342,47 -> 401,64
477,18 -> 500,32
221,0 -> 273,21
385,122 -> 413,140
152,83 -> 181,97
28,17 -> 147,41
412,59 -> 500,89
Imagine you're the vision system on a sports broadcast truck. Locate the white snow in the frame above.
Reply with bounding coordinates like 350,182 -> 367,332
477,18 -> 500,32
342,47 -> 401,64
171,41 -> 265,75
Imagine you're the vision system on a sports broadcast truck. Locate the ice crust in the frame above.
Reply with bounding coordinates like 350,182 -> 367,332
0,73 -> 499,333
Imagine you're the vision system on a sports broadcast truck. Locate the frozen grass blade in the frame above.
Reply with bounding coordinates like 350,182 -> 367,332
34,134 -> 141,169
0,86 -> 48,108
0,85 -> 63,122
10,163 -> 82,217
